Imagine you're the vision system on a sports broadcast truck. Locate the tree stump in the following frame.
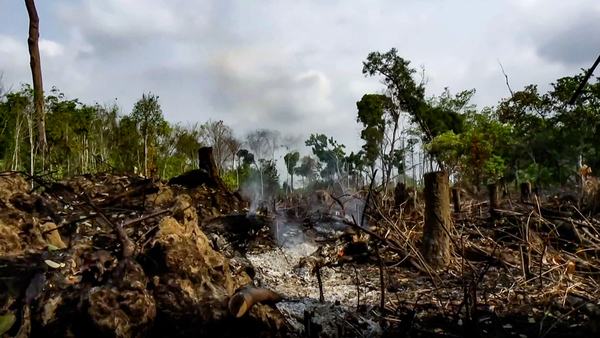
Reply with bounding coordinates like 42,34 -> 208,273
488,183 -> 498,219
520,182 -> 532,202
168,147 -> 225,189
198,146 -> 219,178
421,171 -> 452,270
452,188 -> 461,214
394,182 -> 407,209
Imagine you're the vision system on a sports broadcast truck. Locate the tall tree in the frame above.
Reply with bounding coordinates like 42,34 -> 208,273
305,133 -> 346,182
356,94 -> 388,178
246,129 -> 281,195
202,120 -> 239,173
25,0 -> 47,162
284,151 -> 300,192
362,49 -> 464,173
296,155 -> 318,186
130,92 -> 165,177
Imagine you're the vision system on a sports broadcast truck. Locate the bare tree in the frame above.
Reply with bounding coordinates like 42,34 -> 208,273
246,129 -> 280,160
202,120 -> 239,173
245,129 -> 281,195
24,0 -> 48,161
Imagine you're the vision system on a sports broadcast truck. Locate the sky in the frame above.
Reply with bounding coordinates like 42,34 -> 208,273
1,0 -> 599,176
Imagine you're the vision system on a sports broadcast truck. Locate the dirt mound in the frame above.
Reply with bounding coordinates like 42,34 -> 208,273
0,165 -> 286,337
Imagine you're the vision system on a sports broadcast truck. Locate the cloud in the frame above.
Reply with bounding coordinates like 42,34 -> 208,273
55,0 -> 205,54
206,46 -> 335,130
508,0 -> 600,66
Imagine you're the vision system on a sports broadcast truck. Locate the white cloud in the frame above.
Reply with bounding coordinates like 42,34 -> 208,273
39,39 -> 65,57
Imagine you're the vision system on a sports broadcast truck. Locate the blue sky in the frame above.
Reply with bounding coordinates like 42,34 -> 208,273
1,0 -> 599,162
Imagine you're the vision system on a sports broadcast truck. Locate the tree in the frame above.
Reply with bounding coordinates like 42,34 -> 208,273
130,92 -> 166,177
246,129 -> 281,160
305,133 -> 346,182
284,151 -> 300,192
246,129 -> 281,195
235,149 -> 255,189
202,120 -> 239,173
24,0 -> 47,162
296,155 -> 318,187
362,49 -> 465,174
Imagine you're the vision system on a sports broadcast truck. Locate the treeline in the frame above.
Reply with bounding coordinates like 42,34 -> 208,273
0,84 -> 367,195
1,49 -> 599,196
357,49 -> 600,192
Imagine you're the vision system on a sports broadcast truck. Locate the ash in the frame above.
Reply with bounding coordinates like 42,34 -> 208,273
246,218 -> 384,336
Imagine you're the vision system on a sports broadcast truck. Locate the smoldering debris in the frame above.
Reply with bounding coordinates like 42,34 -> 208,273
3,163 -> 600,337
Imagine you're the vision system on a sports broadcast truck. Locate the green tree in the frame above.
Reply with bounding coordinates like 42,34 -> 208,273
130,92 -> 166,177
284,151 -> 300,192
305,133 -> 346,182
362,48 -> 465,173
356,94 -> 386,173
296,155 -> 318,187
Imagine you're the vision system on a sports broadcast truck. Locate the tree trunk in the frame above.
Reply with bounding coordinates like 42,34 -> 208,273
143,134 -> 148,177
28,111 -> 34,180
421,171 -> 452,270
25,0 -> 47,161
452,188 -> 461,213
488,183 -> 498,219
394,182 -> 407,209
520,182 -> 532,202
198,146 -> 219,179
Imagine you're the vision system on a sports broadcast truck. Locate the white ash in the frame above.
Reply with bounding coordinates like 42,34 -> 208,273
247,243 -> 381,308
276,298 -> 382,337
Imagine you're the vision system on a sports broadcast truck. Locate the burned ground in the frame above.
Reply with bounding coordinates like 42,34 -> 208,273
1,169 -> 600,338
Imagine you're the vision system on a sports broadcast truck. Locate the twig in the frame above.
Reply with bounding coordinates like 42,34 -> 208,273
376,246 -> 386,316
83,191 -> 135,258
121,209 -> 171,228
315,261 -> 324,303
354,264 -> 360,311
41,214 -> 98,235
568,53 -> 600,105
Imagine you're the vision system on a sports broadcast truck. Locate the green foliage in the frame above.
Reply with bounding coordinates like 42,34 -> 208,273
284,151 -> 300,176
426,107 -> 514,187
356,94 -> 386,168
305,133 -> 346,180
221,169 -> 239,191
296,155 -> 318,183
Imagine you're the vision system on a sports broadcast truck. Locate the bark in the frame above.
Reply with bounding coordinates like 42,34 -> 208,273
488,183 -> 498,219
198,146 -> 219,180
520,182 -> 532,202
421,171 -> 452,270
25,0 -> 47,160
452,188 -> 461,213
394,182 -> 407,209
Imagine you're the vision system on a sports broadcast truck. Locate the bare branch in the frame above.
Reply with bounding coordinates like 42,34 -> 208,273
497,59 -> 514,98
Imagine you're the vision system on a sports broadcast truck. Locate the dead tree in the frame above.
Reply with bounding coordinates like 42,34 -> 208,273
421,171 -> 452,270
520,182 -> 532,202
198,146 -> 219,179
488,183 -> 498,219
452,188 -> 461,213
25,0 -> 48,160
394,182 -> 407,209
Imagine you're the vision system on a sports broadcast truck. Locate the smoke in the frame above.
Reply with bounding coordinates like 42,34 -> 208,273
271,218 -> 314,255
